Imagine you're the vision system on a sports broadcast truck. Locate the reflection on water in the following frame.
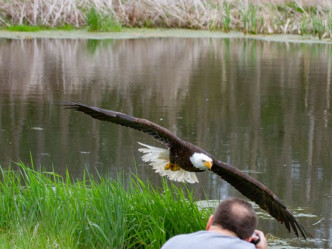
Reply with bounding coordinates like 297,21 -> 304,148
0,37 -> 331,247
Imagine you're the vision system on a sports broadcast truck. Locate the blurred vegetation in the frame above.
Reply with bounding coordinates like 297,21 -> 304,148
0,0 -> 331,38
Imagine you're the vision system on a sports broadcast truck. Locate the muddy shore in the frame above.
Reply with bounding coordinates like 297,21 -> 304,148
1,29 -> 332,44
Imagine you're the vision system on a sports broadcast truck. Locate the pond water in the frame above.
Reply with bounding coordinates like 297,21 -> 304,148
0,36 -> 331,248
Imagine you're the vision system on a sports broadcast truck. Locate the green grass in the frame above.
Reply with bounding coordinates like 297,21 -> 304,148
0,162 -> 211,249
249,5 -> 257,34
86,8 -> 122,32
5,24 -> 76,32
241,6 -> 249,34
223,3 -> 231,32
312,17 -> 325,39
6,25 -> 42,32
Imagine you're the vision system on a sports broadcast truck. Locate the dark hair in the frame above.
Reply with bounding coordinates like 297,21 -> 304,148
212,198 -> 258,240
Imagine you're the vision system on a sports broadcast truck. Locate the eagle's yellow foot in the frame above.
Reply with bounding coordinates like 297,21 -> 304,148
164,163 -> 181,171
170,164 -> 181,171
165,163 -> 171,170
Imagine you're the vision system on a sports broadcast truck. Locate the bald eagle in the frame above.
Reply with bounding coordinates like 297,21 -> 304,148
64,101 -> 312,239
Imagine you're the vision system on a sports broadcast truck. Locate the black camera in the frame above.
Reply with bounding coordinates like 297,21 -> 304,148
250,233 -> 261,245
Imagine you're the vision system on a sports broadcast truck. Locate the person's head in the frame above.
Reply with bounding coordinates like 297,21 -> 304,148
209,198 -> 258,240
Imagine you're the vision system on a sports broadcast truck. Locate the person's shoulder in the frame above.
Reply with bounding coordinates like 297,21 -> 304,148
161,231 -> 255,249
221,236 -> 255,249
161,231 -> 206,249
164,231 -> 203,241
204,232 -> 256,249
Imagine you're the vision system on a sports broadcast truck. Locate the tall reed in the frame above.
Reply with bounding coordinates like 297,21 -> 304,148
0,162 -> 211,248
1,0 -> 332,38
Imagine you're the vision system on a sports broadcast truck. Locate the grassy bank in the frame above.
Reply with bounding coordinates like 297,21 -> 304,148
0,0 -> 332,39
0,162 -> 210,248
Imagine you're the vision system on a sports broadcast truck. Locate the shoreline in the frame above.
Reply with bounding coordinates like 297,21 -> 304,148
1,28 -> 332,44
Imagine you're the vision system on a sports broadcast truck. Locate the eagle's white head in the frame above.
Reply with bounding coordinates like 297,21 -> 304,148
190,153 -> 213,170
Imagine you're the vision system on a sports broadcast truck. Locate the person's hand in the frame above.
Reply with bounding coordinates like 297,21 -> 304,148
250,230 -> 268,249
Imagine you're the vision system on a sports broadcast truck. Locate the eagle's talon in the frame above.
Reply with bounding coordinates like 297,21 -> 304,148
171,164 -> 181,171
165,163 -> 171,170
165,163 -> 181,171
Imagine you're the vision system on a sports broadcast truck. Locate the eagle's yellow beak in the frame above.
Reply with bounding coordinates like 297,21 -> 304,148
204,161 -> 212,170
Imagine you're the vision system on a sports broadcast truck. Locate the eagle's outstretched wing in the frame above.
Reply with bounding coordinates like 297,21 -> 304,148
63,101 -> 312,239
64,101 -> 182,146
211,159 -> 311,239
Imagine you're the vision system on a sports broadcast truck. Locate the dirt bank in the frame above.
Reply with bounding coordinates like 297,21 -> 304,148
1,29 -> 332,44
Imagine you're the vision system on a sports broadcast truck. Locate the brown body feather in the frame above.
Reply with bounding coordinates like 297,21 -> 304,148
63,101 -> 312,239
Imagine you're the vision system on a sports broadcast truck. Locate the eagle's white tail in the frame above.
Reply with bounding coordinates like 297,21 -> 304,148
138,142 -> 199,183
